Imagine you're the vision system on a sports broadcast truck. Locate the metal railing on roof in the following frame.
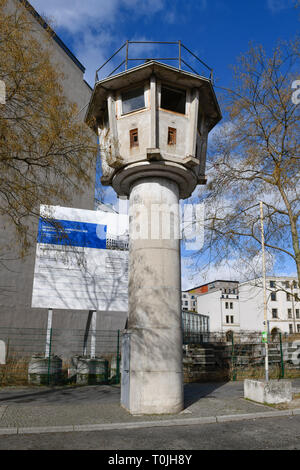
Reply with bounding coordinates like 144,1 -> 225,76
95,40 -> 213,83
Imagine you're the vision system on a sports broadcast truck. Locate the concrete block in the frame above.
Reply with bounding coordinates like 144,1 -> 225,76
0,340 -> 5,364
244,379 -> 292,404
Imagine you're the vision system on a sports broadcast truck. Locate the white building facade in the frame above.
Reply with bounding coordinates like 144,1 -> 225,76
196,286 -> 240,333
239,277 -> 300,335
197,277 -> 300,335
181,292 -> 198,312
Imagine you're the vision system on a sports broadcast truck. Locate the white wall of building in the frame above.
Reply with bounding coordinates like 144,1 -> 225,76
196,277 -> 300,334
239,277 -> 300,334
181,292 -> 197,312
196,289 -> 240,333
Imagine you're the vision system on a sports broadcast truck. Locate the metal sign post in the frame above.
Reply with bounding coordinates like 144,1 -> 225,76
91,311 -> 97,359
45,308 -> 53,358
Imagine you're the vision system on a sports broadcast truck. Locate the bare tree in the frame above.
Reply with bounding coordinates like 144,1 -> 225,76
194,39 -> 300,285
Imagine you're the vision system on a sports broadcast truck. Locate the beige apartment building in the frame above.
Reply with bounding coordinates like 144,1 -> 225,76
0,0 -> 99,331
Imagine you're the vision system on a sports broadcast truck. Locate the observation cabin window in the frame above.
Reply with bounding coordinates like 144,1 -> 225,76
130,128 -> 139,148
122,87 -> 145,114
161,85 -> 186,114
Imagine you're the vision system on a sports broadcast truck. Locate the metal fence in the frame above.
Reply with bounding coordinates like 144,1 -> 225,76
183,331 -> 300,382
95,40 -> 214,82
229,332 -> 300,380
182,311 -> 210,344
1,326 -> 300,386
0,327 -> 121,387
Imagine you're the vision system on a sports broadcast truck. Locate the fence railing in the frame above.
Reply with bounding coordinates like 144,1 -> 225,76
228,332 -> 300,380
95,41 -> 214,83
183,331 -> 300,382
1,327 -> 299,386
0,327 -> 121,387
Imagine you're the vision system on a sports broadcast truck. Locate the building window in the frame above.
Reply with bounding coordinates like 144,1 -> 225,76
288,308 -> 292,319
161,85 -> 186,114
293,281 -> 298,289
296,309 -> 300,319
297,325 -> 300,333
230,302 -> 233,309
226,315 -> 229,324
184,301 -> 188,306
285,281 -> 290,289
289,324 -> 293,334
122,87 -> 145,114
225,302 -> 229,309
130,128 -> 139,148
272,309 -> 278,319
167,127 -> 177,145
287,293 -> 292,301
231,316 -> 234,324
270,280 -> 276,288
271,292 -> 277,301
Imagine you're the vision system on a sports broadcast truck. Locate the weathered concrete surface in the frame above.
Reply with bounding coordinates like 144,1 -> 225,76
244,379 -> 293,404
122,177 -> 183,415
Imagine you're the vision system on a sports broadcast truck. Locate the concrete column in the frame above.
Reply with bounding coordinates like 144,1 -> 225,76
125,177 -> 183,414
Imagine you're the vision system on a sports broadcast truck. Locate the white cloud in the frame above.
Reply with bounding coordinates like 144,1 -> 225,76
29,0 -> 167,85
30,0 -> 118,32
181,256 -> 239,291
181,248 -> 276,291
30,0 -> 165,32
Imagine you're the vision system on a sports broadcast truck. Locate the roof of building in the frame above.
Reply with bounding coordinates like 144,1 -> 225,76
183,280 -> 239,292
239,275 -> 298,287
19,0 -> 86,74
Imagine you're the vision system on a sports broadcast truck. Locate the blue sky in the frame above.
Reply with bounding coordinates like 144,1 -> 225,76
30,0 -> 299,87
30,0 -> 299,288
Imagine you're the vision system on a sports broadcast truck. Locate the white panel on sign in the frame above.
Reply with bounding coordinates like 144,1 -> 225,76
31,205 -> 129,311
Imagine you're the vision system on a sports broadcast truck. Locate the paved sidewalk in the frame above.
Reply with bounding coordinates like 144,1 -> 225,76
0,380 -> 300,435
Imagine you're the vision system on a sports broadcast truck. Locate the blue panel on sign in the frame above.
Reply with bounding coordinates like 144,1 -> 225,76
37,218 -> 107,249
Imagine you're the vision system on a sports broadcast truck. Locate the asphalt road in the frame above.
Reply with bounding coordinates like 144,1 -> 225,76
0,415 -> 300,450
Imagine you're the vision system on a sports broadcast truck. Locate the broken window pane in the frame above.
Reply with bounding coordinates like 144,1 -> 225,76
168,127 -> 176,145
122,87 -> 145,114
130,128 -> 139,148
161,85 -> 186,114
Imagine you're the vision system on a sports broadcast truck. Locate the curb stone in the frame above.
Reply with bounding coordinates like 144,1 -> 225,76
18,425 -> 74,435
0,427 -> 18,435
216,409 -> 294,423
0,409 -> 299,436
